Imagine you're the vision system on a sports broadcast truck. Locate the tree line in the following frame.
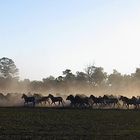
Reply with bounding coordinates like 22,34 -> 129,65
0,57 -> 140,96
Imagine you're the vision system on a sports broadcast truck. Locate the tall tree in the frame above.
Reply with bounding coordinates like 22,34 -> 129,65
76,71 -> 87,82
133,68 -> 140,79
85,65 -> 107,86
63,69 -> 75,81
108,69 -> 123,86
92,67 -> 107,86
0,57 -> 19,79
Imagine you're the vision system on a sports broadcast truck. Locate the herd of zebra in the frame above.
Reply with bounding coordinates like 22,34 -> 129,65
21,93 -> 140,109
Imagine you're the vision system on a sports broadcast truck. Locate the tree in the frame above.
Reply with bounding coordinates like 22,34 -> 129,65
131,68 -> 140,88
42,76 -> 56,87
56,76 -> 64,82
42,75 -> 55,83
108,69 -> 123,86
0,57 -> 19,79
76,71 -> 87,82
91,67 -> 107,86
85,65 -> 96,83
30,80 -> 43,91
63,69 -> 75,81
85,65 -> 107,86
132,68 -> 140,79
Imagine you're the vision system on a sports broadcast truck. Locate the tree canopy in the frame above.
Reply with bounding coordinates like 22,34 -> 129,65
0,57 -> 140,97
0,57 -> 19,79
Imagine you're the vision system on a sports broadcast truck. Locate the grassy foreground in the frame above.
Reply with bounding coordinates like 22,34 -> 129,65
0,107 -> 140,140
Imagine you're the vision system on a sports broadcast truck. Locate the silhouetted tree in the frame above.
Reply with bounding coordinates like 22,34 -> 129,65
56,76 -> 64,82
42,76 -> 55,83
30,80 -> 43,91
85,65 -> 107,86
132,68 -> 140,79
108,69 -> 123,87
76,71 -> 87,82
85,65 -> 96,83
63,69 -> 75,81
130,68 -> 140,90
92,67 -> 107,86
42,76 -> 57,91
0,57 -> 19,79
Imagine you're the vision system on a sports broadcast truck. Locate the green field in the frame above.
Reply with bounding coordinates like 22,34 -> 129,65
0,107 -> 140,140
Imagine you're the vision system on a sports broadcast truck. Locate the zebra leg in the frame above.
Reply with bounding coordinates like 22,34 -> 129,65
54,102 -> 56,106
61,101 -> 64,106
127,104 -> 129,109
113,103 -> 115,108
33,101 -> 35,107
24,102 -> 26,106
47,100 -> 50,105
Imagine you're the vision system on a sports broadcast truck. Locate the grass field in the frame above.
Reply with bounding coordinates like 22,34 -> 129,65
0,107 -> 140,140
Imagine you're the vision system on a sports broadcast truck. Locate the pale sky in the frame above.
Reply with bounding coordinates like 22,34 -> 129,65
0,0 -> 140,80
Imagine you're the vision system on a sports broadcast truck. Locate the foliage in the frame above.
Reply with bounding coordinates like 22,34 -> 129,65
0,57 -> 140,95
85,65 -> 107,85
0,57 -> 19,79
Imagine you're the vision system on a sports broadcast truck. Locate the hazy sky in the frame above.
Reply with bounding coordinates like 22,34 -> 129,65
0,0 -> 140,80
